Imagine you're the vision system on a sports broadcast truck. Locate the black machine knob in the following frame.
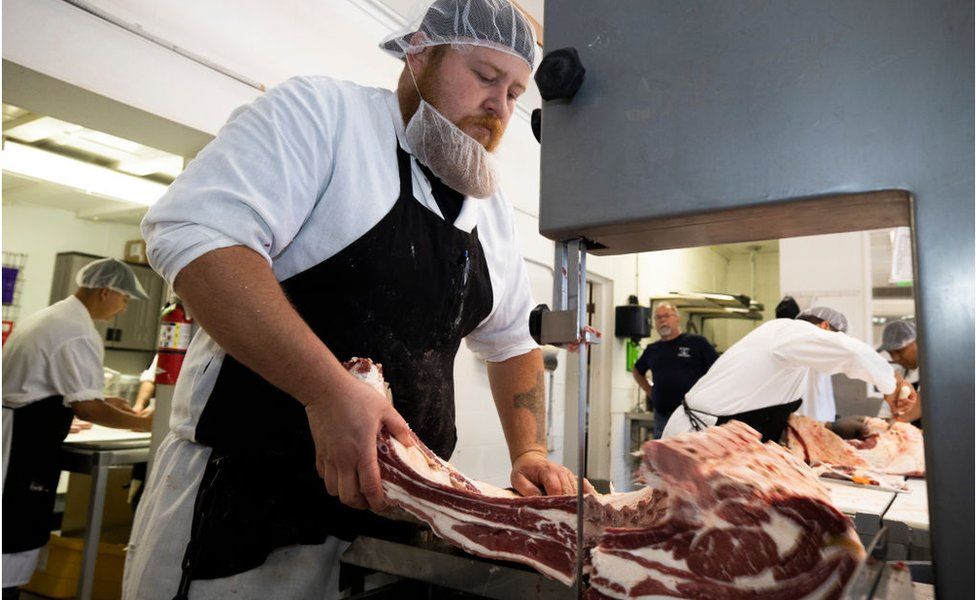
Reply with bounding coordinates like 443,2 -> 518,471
534,47 -> 586,102
528,303 -> 550,345
531,108 -> 542,143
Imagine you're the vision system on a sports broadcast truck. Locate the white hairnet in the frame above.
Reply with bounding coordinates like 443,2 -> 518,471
76,258 -> 149,301
799,306 -> 849,333
878,320 -> 916,352
380,0 -> 537,69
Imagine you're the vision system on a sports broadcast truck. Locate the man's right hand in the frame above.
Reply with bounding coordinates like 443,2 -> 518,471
304,375 -> 413,513
884,376 -> 917,419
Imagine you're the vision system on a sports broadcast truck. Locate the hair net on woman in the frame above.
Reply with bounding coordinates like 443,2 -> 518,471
379,0 -> 537,69
76,258 -> 150,301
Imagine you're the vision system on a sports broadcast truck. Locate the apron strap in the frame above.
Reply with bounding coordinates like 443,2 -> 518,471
681,397 -> 716,432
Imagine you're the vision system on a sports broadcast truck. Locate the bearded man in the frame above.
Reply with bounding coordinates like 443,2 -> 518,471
121,2 -> 582,598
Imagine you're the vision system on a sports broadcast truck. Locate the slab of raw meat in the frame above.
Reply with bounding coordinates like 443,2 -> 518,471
346,357 -> 664,585
847,418 -> 925,477
588,421 -> 864,599
346,359 -> 863,596
785,414 -> 923,480
784,415 -> 872,469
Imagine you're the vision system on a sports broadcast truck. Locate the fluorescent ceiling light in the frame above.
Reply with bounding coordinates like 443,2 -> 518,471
117,154 -> 184,178
1,140 -> 168,206
4,116 -> 83,143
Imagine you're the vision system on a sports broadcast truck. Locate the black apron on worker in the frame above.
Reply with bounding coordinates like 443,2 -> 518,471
683,397 -> 803,443
2,396 -> 74,553
175,144 -> 494,589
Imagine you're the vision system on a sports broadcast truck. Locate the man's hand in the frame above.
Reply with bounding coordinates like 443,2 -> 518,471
304,375 -> 413,513
131,408 -> 154,432
884,376 -> 917,419
511,449 -> 596,496
829,415 -> 871,439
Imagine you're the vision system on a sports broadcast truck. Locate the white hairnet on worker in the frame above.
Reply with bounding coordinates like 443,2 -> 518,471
380,0 -> 537,69
377,0 -> 537,198
75,258 -> 149,301
798,306 -> 848,333
878,320 -> 916,352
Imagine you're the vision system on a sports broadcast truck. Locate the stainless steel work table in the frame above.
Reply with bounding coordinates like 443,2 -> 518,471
882,478 -> 930,561
340,532 -> 574,599
61,427 -> 151,600
823,479 -> 901,547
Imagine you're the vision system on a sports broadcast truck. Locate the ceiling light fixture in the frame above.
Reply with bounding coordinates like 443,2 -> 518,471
1,140 -> 168,206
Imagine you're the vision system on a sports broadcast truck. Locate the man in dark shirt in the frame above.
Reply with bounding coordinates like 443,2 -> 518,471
631,303 -> 719,438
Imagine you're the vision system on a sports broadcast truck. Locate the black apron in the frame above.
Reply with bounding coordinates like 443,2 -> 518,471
2,396 -> 74,553
175,144 -> 494,589
683,397 -> 803,443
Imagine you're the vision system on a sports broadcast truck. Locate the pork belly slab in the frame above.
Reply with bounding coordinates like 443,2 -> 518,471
786,414 -> 925,478
848,418 -> 925,477
346,359 -> 863,597
587,422 -> 863,599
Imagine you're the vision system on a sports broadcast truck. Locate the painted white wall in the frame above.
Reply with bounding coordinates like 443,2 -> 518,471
779,232 -> 873,344
1,203 -> 156,374
2,203 -> 142,319
716,250 -> 780,350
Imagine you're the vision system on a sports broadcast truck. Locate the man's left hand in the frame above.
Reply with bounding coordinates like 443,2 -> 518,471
511,450 -> 596,496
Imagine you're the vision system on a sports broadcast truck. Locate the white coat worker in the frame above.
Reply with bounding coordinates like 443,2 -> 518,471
123,2 -> 586,599
662,306 -> 918,443
2,258 -> 153,598
877,320 -> 923,425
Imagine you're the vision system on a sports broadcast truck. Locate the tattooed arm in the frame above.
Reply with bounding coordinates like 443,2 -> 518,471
487,349 -> 589,496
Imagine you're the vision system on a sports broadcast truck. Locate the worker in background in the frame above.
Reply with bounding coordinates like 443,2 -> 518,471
631,303 -> 718,438
132,354 -> 157,415
124,355 -> 159,510
794,307 -> 841,422
662,306 -> 917,442
2,258 -> 153,599
775,295 -> 801,319
877,320 -> 922,425
123,2 -> 584,599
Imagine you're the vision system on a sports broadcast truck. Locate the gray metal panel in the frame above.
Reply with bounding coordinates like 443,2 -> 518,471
540,0 -> 970,249
540,1 -> 973,596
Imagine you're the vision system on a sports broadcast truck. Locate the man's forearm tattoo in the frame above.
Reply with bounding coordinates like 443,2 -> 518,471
513,371 -> 546,445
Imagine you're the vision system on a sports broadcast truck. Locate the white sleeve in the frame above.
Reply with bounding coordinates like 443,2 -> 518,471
771,327 -> 896,395
53,337 -> 106,404
465,213 -> 539,363
139,354 -> 159,383
142,77 -> 337,286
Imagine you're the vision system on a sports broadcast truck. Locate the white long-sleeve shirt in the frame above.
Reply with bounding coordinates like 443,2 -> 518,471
1,296 -> 105,408
662,319 -> 895,438
141,76 -> 538,441
796,372 -> 837,422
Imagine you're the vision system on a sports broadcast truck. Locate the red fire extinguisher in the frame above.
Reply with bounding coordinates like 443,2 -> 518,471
155,301 -> 194,385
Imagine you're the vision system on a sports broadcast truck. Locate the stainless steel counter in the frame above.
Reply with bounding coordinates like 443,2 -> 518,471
61,428 -> 150,600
